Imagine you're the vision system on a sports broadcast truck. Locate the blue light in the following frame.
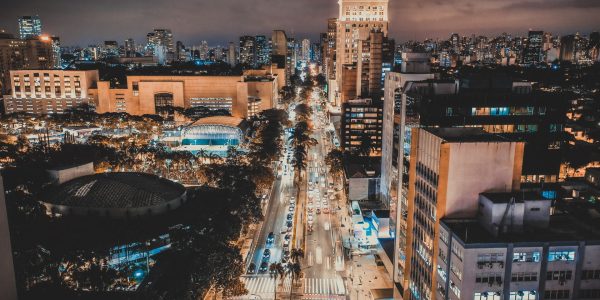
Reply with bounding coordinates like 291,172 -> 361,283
134,270 -> 144,278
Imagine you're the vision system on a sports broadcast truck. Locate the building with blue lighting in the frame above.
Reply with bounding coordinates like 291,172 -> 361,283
173,116 -> 247,156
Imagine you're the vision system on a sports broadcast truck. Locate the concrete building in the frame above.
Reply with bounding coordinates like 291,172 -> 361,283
524,31 -> 544,65
407,73 -> 567,187
18,15 -> 42,39
4,70 -> 99,115
334,0 -> 389,105
255,35 -> 270,66
271,30 -> 291,86
301,38 -> 311,63
0,176 -> 17,300
91,73 -> 278,119
380,53 -> 435,292
239,35 -> 256,67
437,192 -> 600,300
403,127 -> 524,300
146,29 -> 174,63
324,18 -> 337,81
228,41 -> 237,66
0,33 -> 54,93
3,69 -> 281,118
340,98 -> 383,155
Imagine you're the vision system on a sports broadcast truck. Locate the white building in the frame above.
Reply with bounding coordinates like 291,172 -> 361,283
437,192 -> 600,300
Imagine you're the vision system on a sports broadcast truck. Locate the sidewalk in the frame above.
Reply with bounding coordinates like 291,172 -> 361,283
347,254 -> 394,300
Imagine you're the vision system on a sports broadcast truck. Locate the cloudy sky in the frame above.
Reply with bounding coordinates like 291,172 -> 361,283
1,0 -> 599,46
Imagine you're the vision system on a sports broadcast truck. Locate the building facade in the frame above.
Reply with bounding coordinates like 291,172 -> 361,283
404,128 -> 524,300
340,98 -> 383,155
4,70 -> 99,115
334,0 -> 389,104
18,16 -> 42,40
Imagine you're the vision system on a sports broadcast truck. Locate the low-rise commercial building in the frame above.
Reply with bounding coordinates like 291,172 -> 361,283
437,192 -> 600,300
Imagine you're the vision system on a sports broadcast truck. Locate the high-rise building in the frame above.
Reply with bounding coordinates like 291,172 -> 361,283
228,42 -> 237,66
404,127 -> 524,300
0,176 -> 17,300
325,18 -> 337,81
334,0 -> 389,105
199,40 -> 209,60
380,53 -> 434,292
340,98 -> 383,155
436,191 -> 600,300
271,30 -> 291,86
524,30 -> 544,64
18,15 -> 42,40
301,38 -> 311,63
103,41 -> 119,58
146,29 -> 174,63
560,35 -> 576,62
0,33 -> 54,93
124,38 -> 136,58
408,73 -> 567,185
50,36 -> 61,68
239,35 -> 256,66
255,35 -> 270,66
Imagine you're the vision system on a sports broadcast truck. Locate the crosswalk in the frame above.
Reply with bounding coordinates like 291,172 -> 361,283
303,277 -> 346,296
230,276 -> 346,299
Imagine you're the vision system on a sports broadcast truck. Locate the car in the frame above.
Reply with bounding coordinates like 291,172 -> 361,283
259,261 -> 269,273
286,220 -> 293,228
263,249 -> 271,260
284,234 -> 291,241
247,263 -> 256,274
308,215 -> 314,222
287,213 -> 293,221
289,206 -> 295,212
283,239 -> 290,247
323,207 -> 330,214
290,197 -> 296,203
283,250 -> 290,260
267,232 -> 275,244
316,208 -> 321,214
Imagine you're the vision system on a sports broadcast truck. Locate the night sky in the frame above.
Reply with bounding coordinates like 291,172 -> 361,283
1,0 -> 599,46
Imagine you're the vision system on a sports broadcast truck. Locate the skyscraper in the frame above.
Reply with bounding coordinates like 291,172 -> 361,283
239,35 -> 256,66
124,38 -> 136,58
50,36 -> 61,68
404,128 -> 524,300
18,15 -> 42,39
334,0 -> 389,105
228,42 -> 237,66
301,38 -> 311,63
271,30 -> 291,85
524,30 -> 544,64
255,35 -> 270,66
146,29 -> 174,63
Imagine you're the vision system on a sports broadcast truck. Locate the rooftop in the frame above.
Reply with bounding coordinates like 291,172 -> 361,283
442,209 -> 600,245
423,127 -> 513,143
189,116 -> 245,128
45,173 -> 185,209
480,191 -> 546,204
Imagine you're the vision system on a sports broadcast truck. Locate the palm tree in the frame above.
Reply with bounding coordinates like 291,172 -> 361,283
286,262 -> 302,300
325,149 -> 345,176
269,263 -> 285,300
289,248 -> 304,263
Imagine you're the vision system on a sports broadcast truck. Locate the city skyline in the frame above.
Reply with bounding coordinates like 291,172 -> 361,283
1,0 -> 599,46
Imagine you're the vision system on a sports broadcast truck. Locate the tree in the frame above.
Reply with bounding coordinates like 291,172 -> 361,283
325,148 -> 345,176
286,262 -> 302,299
289,248 -> 304,263
269,262 -> 286,299
294,104 -> 313,123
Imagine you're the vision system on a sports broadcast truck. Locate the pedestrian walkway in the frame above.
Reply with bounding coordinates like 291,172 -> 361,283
303,277 -> 346,296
